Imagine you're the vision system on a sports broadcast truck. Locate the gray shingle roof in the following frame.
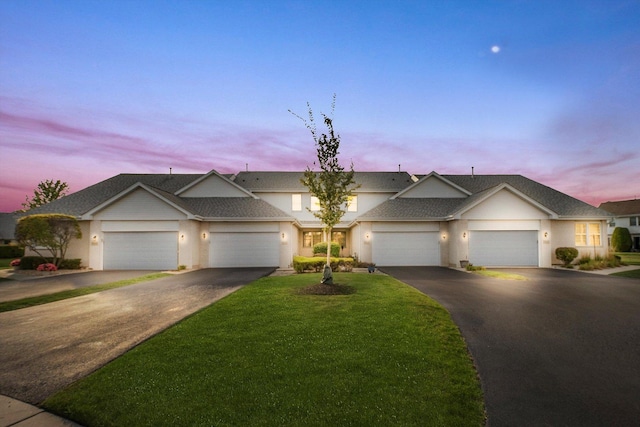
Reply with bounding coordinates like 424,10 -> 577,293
182,198 -> 291,219
22,173 -> 291,220
24,174 -> 203,217
598,199 -> 640,216
233,171 -> 415,192
360,174 -> 611,220
0,213 -> 18,240
442,175 -> 611,218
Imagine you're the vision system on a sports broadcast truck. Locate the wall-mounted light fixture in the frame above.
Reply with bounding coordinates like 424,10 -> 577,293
442,233 -> 447,240
364,232 -> 371,242
544,231 -> 549,239
180,234 -> 185,241
91,234 -> 98,244
202,232 -> 207,240
462,232 -> 467,239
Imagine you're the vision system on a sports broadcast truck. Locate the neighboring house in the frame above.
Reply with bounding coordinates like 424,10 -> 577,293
599,199 -> 640,251
0,212 -> 18,245
22,169 -> 611,270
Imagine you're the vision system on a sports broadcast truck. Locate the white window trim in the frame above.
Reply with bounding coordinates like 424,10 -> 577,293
292,194 -> 302,211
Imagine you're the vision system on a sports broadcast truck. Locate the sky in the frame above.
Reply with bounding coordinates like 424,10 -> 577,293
1,0 -> 639,212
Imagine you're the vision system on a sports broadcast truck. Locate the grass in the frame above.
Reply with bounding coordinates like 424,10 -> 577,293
615,252 -> 640,265
0,273 -> 170,313
611,268 -> 640,279
473,270 -> 528,280
0,258 -> 13,269
44,273 -> 485,426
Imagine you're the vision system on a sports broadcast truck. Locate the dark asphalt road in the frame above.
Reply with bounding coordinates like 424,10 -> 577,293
381,267 -> 640,427
0,268 -> 273,404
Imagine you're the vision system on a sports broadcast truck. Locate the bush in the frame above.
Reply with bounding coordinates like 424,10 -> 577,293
555,247 -> 579,267
293,256 -> 354,273
0,246 -> 24,258
313,242 -> 341,257
18,256 -> 82,270
577,253 -> 623,270
466,263 -> 485,271
611,227 -> 633,252
36,263 -> 58,272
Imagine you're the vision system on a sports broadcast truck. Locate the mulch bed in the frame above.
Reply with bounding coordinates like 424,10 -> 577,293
296,283 -> 357,295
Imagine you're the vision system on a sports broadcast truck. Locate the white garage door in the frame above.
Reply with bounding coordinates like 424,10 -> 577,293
469,231 -> 538,267
373,232 -> 440,266
210,232 -> 279,267
104,232 -> 178,270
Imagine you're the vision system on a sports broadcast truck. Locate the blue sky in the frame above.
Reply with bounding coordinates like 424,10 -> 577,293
1,0 -> 639,211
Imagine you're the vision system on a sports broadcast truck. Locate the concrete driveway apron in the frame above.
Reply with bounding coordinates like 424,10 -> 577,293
382,267 -> 640,427
0,268 -> 273,405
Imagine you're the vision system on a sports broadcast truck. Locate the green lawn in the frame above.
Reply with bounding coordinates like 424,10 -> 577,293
473,270 -> 528,280
0,258 -> 13,269
615,252 -> 640,265
611,268 -> 640,279
44,273 -> 485,426
0,273 -> 170,312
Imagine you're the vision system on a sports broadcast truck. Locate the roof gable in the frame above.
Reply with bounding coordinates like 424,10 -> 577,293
176,170 -> 256,198
457,184 -> 557,220
83,183 -> 193,220
393,172 -> 470,199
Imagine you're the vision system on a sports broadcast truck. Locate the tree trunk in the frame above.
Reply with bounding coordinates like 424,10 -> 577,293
321,227 -> 333,285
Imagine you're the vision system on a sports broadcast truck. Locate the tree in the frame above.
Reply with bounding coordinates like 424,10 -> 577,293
22,179 -> 69,211
290,96 -> 360,284
611,227 -> 632,252
15,214 -> 82,267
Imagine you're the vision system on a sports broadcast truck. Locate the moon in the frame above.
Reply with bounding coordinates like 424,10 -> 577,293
491,45 -> 501,53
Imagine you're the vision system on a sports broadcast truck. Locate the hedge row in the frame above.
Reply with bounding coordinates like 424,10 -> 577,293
0,246 -> 24,258
312,242 -> 341,257
16,257 -> 82,270
293,256 -> 354,273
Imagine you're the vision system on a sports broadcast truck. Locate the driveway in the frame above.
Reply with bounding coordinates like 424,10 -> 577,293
0,268 -> 273,404
382,267 -> 640,427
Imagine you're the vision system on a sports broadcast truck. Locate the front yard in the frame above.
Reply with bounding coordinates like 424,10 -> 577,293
43,273 -> 485,426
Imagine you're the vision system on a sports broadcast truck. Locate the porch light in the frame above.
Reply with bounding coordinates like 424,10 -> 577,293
281,232 -> 287,242
364,232 -> 371,242
180,234 -> 185,241
442,233 -> 447,240
544,231 -> 549,239
462,232 -> 467,239
91,235 -> 98,243
202,232 -> 207,240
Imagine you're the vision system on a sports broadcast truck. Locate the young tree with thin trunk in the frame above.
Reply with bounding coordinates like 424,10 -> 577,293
290,96 -> 360,284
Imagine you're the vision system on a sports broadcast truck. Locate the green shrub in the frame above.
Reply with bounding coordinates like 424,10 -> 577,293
611,227 -> 632,252
19,256 -> 82,270
555,247 -> 579,267
312,241 -> 340,257
293,256 -> 354,273
466,263 -> 485,271
577,253 -> 622,270
0,246 -> 24,258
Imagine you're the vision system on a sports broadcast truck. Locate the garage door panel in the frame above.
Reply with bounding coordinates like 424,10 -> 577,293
469,231 -> 538,267
373,232 -> 440,266
104,232 -> 177,270
210,232 -> 279,268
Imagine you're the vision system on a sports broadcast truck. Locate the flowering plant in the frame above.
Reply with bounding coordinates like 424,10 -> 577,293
36,263 -> 58,272
10,259 -> 21,267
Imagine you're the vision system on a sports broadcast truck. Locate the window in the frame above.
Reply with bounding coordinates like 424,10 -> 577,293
347,195 -> 358,212
631,217 -> 638,226
292,194 -> 302,211
310,196 -> 320,211
331,231 -> 346,247
575,222 -> 601,246
303,231 -> 322,247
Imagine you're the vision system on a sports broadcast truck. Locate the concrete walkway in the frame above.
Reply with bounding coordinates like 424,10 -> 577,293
0,395 -> 80,426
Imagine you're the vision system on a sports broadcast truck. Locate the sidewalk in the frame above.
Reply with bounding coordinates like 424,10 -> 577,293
0,395 -> 81,427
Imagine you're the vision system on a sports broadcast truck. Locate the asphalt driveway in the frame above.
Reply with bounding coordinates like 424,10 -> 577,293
382,267 -> 640,427
0,268 -> 273,404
